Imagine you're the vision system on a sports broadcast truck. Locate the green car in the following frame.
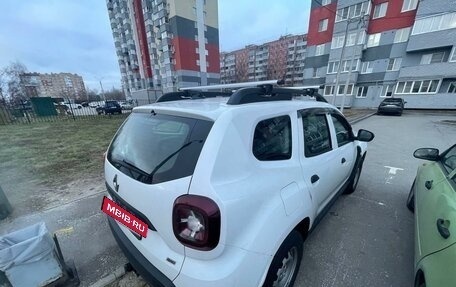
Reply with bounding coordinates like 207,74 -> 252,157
407,144 -> 456,287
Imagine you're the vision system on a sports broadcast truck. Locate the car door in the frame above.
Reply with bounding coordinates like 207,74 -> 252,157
298,109 -> 342,214
415,144 -> 456,263
328,113 -> 357,191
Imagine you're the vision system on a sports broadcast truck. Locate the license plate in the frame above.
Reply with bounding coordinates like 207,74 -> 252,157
101,196 -> 148,238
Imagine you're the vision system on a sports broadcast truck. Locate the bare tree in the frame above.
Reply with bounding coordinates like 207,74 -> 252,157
86,88 -> 100,102
104,87 -> 125,101
2,61 -> 28,105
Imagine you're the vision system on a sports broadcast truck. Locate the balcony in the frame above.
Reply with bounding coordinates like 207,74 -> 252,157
398,62 -> 456,80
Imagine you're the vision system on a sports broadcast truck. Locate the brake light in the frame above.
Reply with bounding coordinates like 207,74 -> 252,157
173,195 -> 220,250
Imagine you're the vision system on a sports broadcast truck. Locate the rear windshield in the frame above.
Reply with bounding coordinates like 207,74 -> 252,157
107,112 -> 212,184
383,98 -> 402,103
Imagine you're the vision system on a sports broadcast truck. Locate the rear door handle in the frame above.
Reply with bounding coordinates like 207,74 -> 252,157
311,175 -> 320,184
341,158 -> 346,164
437,218 -> 450,239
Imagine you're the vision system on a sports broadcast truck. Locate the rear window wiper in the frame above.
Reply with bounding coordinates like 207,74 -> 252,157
111,158 -> 151,182
149,140 -> 203,182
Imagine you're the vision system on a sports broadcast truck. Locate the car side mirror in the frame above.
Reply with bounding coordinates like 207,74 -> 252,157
413,148 -> 439,161
356,129 -> 374,142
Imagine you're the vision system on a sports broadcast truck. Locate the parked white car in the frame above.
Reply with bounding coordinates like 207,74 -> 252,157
102,81 -> 374,287
62,102 -> 82,110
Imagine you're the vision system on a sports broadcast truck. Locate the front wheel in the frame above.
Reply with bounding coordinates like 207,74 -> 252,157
263,231 -> 303,287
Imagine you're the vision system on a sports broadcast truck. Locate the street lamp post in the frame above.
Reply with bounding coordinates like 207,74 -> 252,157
341,17 -> 365,113
99,80 -> 106,101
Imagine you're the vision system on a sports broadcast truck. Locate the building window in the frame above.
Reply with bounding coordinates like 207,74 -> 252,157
412,12 -> 456,35
387,58 -> 402,71
341,59 -> 360,72
327,61 -> 339,74
395,79 -> 441,94
344,31 -> 366,46
367,33 -> 381,47
336,6 -> 350,22
448,82 -> 456,93
318,19 -> 329,32
394,27 -> 411,43
361,61 -> 374,74
346,33 -> 357,46
322,0 -> 331,5
337,84 -> 354,95
350,3 -> 363,18
450,47 -> 456,62
324,85 -> 335,95
315,44 -> 325,56
381,85 -> 395,97
312,68 -> 318,78
196,60 -> 200,66
373,2 -> 388,19
402,0 -> 418,12
420,52 -> 445,65
335,1 -> 371,22
356,86 -> 369,98
331,35 -> 345,49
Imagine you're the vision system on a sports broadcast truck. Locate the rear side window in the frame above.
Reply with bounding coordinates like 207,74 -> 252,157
108,113 -> 212,184
253,115 -> 292,161
302,114 -> 332,157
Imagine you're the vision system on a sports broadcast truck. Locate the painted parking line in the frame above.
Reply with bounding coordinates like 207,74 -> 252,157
384,166 -> 405,184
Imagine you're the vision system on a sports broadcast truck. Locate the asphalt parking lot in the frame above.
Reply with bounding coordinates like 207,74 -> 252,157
295,110 -> 456,287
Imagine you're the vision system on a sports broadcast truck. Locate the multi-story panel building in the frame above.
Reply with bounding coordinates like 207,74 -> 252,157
304,0 -> 456,109
20,73 -> 87,100
220,34 -> 307,85
286,37 -> 307,85
107,0 -> 220,98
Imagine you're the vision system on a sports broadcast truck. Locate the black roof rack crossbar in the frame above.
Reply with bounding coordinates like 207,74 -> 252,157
156,91 -> 232,103
226,87 -> 327,105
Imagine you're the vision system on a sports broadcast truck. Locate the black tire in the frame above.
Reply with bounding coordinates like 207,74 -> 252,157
407,179 -> 415,212
343,153 -> 365,195
415,270 -> 426,287
263,231 -> 303,287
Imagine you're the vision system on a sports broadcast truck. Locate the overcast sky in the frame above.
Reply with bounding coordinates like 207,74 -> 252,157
0,0 -> 311,90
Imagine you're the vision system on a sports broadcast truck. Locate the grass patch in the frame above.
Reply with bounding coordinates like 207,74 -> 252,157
0,116 -> 127,187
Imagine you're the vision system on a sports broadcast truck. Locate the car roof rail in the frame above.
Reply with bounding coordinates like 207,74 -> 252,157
179,79 -> 285,91
156,90 -> 232,103
157,80 -> 326,104
226,86 -> 327,105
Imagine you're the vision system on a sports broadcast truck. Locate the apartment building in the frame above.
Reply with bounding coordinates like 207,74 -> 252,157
220,34 -> 307,86
20,73 -> 87,100
107,0 -> 220,98
304,0 -> 456,109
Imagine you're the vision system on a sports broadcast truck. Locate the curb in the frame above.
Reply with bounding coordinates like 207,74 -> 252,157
349,112 -> 377,124
89,265 -> 127,287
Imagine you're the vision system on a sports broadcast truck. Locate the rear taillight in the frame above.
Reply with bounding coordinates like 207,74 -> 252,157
173,195 -> 220,250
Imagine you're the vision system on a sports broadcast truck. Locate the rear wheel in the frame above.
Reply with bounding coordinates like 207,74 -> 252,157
344,154 -> 365,195
263,231 -> 303,287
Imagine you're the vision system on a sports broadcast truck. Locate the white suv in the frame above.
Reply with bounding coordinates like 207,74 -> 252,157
102,82 -> 374,287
